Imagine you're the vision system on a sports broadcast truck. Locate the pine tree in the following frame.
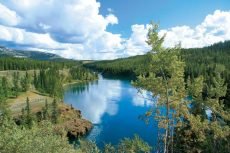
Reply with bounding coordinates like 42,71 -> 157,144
33,70 -> 37,88
205,71 -> 229,152
0,79 -> 6,114
0,78 -> 10,118
51,99 -> 59,124
133,22 -> 189,153
42,99 -> 49,120
21,71 -> 30,92
180,71 -> 230,152
13,71 -> 20,97
25,97 -> 33,128
21,108 -> 26,126
2,77 -> 10,98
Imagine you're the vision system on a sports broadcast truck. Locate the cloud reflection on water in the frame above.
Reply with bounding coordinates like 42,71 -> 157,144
64,76 -> 159,145
64,78 -> 122,124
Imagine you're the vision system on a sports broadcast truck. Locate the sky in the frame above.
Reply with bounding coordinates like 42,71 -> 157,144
0,0 -> 230,60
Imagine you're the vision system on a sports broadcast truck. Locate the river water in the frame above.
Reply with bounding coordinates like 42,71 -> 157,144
64,75 -> 159,147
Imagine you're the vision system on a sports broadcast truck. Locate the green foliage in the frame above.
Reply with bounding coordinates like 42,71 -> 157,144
21,71 -> 30,92
24,97 -> 34,128
13,71 -> 20,97
69,66 -> 98,81
175,70 -> 230,153
85,54 -> 152,77
0,57 -> 77,71
133,22 -> 189,153
146,21 -> 165,52
0,118 -> 77,153
0,80 -> 8,117
0,79 -> 10,118
1,77 -> 10,98
77,135 -> 151,153
34,68 -> 64,99
117,135 -> 152,153
41,99 -> 50,120
103,143 -> 115,153
77,140 -> 100,153
51,99 -> 59,124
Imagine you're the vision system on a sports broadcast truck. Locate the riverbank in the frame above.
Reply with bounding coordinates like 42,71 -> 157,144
63,78 -> 97,87
8,89 -> 93,138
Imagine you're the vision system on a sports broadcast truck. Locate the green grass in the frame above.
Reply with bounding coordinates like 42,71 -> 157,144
7,91 -> 54,116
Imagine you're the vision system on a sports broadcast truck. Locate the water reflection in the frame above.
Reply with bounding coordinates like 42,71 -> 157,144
64,77 -> 122,124
130,89 -> 156,107
64,75 -> 158,146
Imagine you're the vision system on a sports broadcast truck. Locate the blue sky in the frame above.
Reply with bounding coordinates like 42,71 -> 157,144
99,0 -> 230,37
0,0 -> 230,59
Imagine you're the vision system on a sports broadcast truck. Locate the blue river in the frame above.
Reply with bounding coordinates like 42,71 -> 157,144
64,75 -> 159,148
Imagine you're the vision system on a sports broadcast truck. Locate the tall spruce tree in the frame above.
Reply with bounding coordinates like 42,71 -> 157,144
133,22 -> 189,153
13,71 -> 20,97
42,99 -> 49,120
2,77 -> 10,98
21,71 -> 30,92
25,97 -> 33,128
51,99 -> 59,124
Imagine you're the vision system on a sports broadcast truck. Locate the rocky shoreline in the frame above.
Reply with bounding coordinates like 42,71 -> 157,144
56,104 -> 93,138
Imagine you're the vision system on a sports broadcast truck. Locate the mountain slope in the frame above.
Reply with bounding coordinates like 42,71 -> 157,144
0,46 -> 64,61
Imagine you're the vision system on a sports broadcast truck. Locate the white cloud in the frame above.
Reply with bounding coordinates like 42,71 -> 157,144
0,1 -> 230,60
160,10 -> 230,48
0,0 -> 119,43
106,14 -> 118,25
0,25 -> 61,49
0,0 -> 123,59
123,24 -> 151,57
107,8 -> 114,13
0,3 -> 21,26
122,10 -> 230,55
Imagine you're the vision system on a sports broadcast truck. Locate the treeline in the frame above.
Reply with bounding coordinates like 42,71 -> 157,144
85,54 -> 152,77
86,41 -> 230,106
86,41 -> 230,79
182,41 -> 230,83
34,69 -> 64,99
0,57 -> 78,70
0,71 -> 30,100
69,66 -> 98,80
0,57 -> 98,100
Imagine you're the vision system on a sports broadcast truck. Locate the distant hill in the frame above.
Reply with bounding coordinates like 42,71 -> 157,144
85,40 -> 230,76
0,46 -> 65,61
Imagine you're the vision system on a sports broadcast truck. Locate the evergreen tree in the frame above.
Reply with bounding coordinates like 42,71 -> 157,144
177,72 -> 230,153
13,71 -> 20,97
42,99 -> 49,120
0,79 -> 10,118
51,99 -> 59,124
133,22 -> 189,153
21,71 -> 30,92
25,97 -> 33,128
2,77 -> 10,98
0,80 -> 6,116
205,71 -> 229,152
33,70 -> 37,88
21,108 -> 26,126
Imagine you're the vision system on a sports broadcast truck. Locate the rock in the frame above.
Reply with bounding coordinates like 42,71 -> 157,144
65,118 -> 92,138
56,104 -> 93,139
